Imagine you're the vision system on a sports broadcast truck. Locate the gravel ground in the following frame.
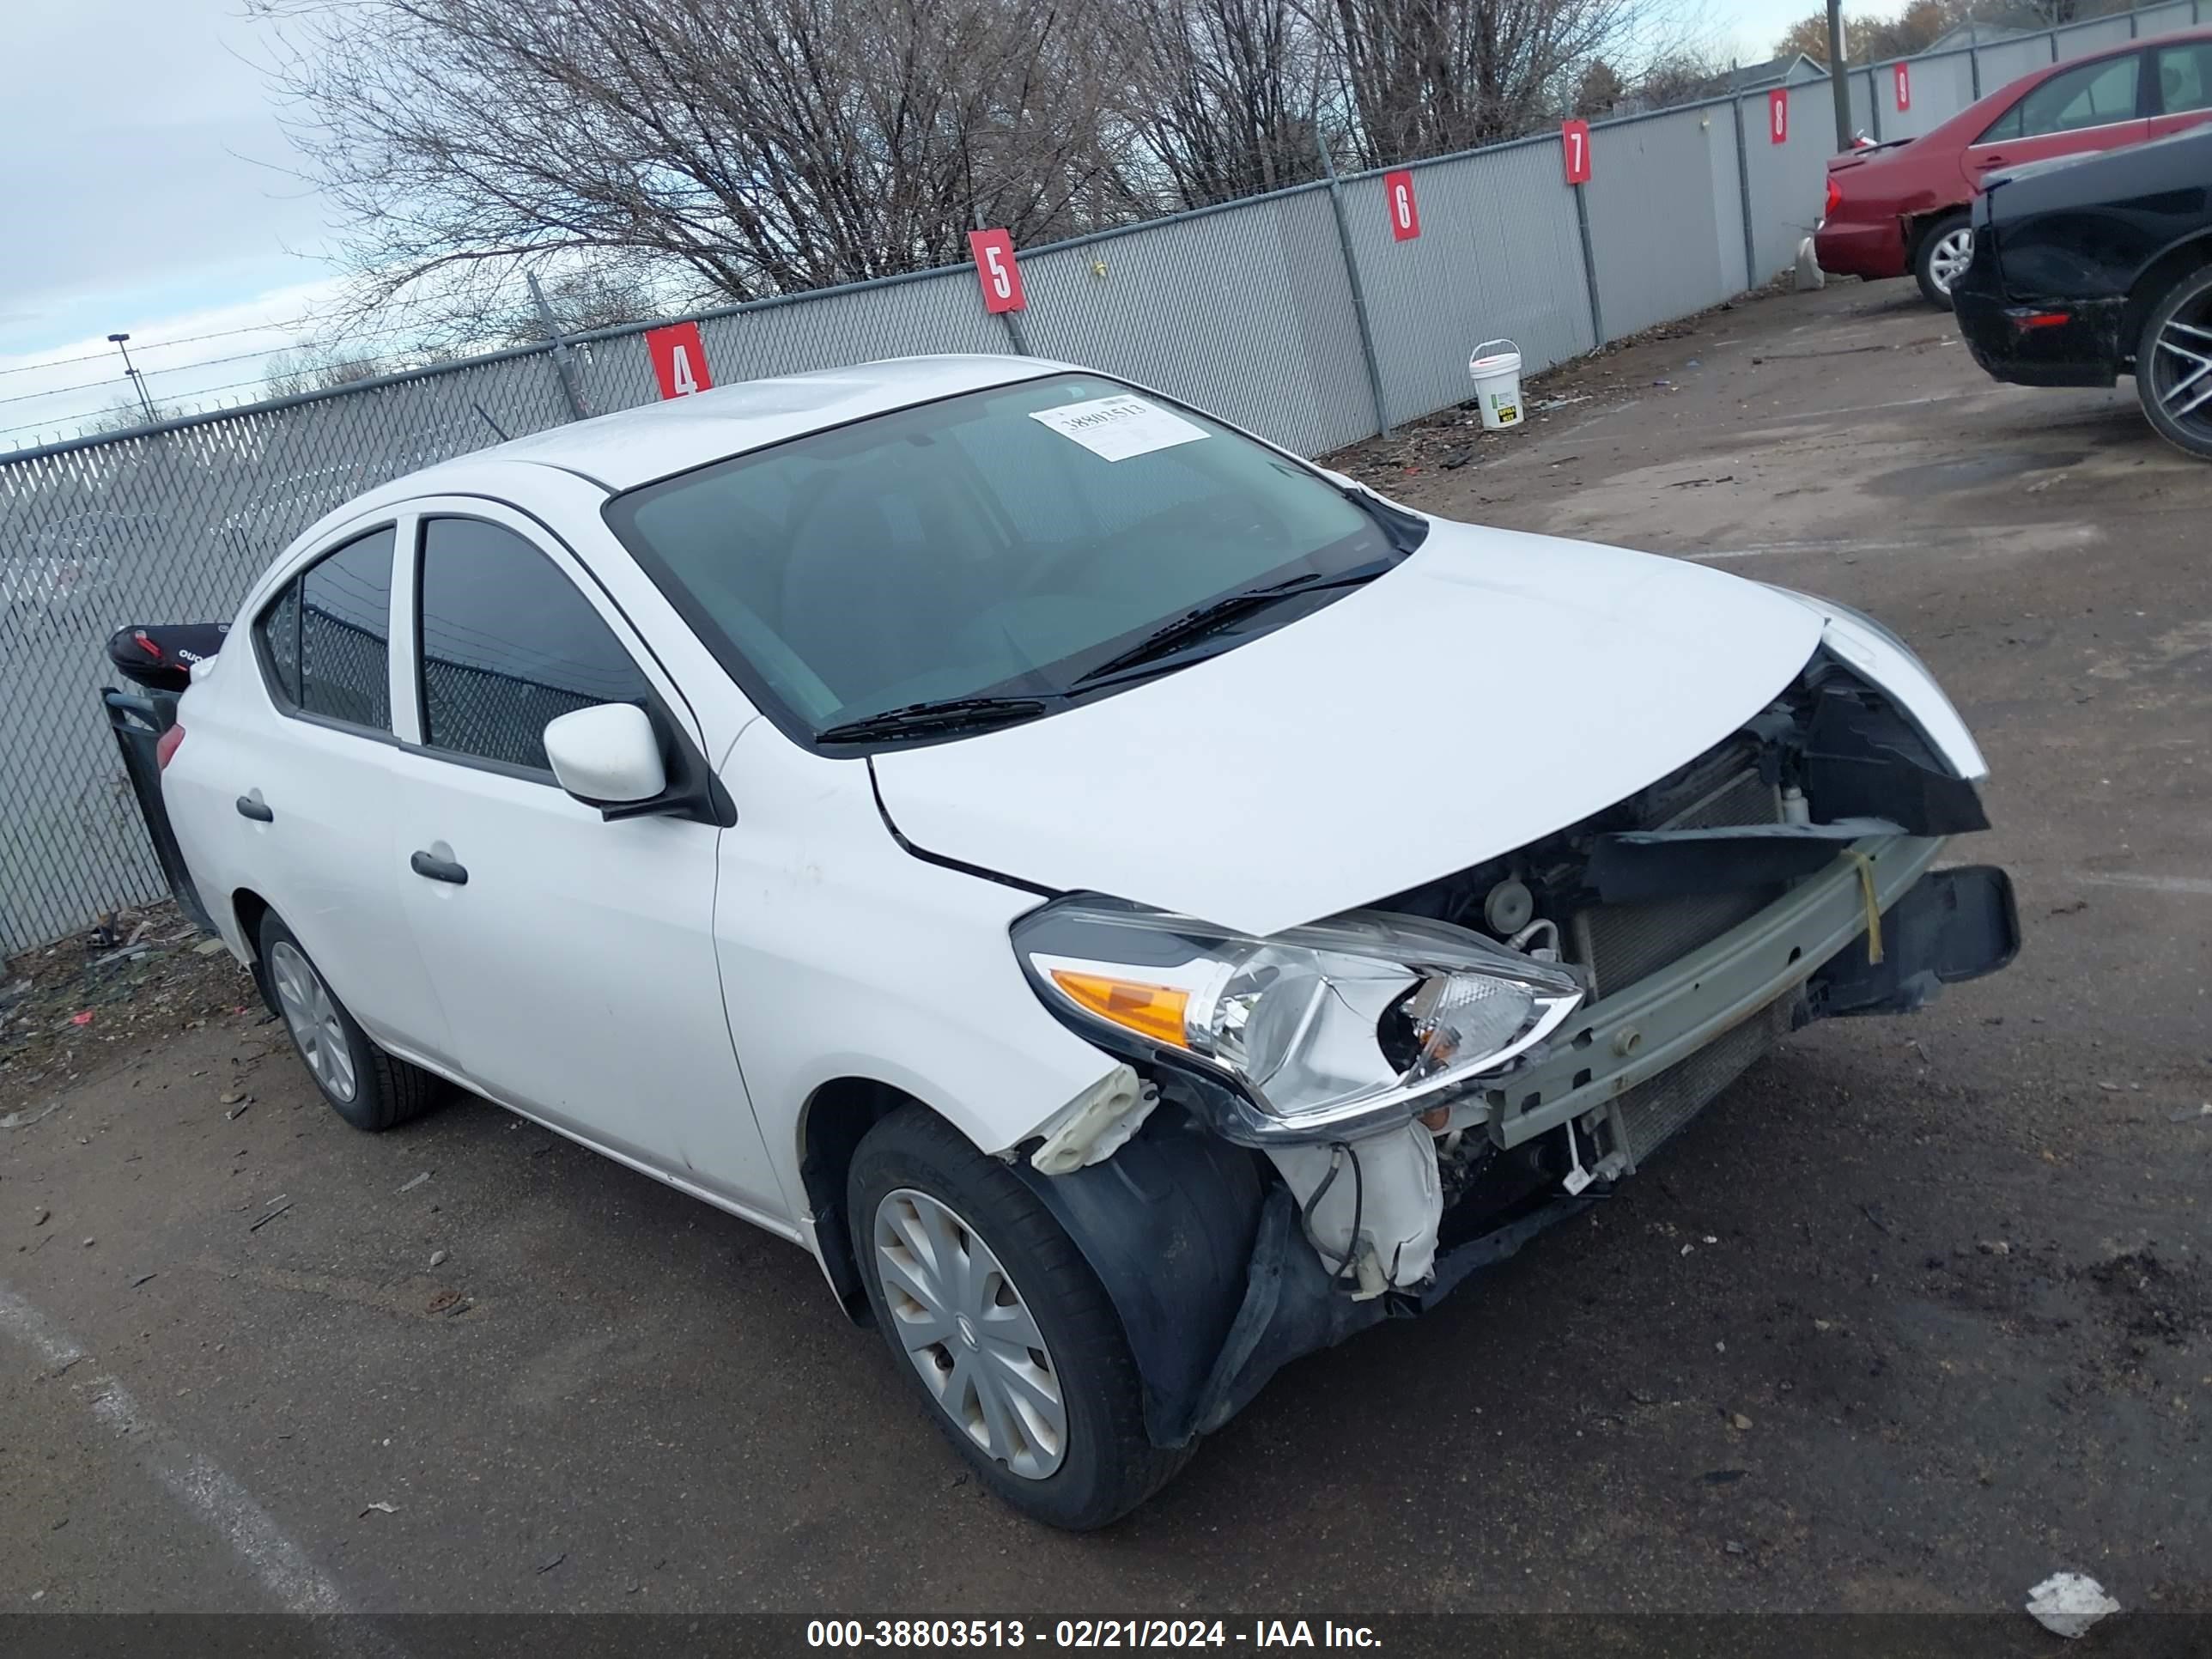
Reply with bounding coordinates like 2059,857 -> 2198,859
1,276 -> 2208,1628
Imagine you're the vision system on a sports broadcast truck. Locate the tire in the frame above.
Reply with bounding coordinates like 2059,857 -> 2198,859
1914,213 -> 1972,309
257,913 -> 441,1133
2134,264 -> 2212,462
848,1105 -> 1192,1528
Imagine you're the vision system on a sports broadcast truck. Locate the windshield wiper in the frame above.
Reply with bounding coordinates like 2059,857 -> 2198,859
1070,561 -> 1397,689
814,694 -> 1052,745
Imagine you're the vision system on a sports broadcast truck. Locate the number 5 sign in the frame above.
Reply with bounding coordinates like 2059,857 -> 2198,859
1382,170 -> 1420,240
1768,87 -> 1790,144
1561,118 -> 1592,185
968,228 -> 1026,313
646,321 -> 713,400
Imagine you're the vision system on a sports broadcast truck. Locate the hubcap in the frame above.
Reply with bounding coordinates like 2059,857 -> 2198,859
269,939 -> 357,1104
2150,303 -> 2212,438
1929,228 -> 1972,295
872,1188 -> 1067,1480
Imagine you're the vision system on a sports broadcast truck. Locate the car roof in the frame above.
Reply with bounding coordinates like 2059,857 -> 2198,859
352,353 -> 1068,512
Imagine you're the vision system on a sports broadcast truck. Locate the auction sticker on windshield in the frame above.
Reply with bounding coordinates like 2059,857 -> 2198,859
1030,395 -> 1207,462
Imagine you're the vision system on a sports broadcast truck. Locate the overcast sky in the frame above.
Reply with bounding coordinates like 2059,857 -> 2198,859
0,0 -> 1810,447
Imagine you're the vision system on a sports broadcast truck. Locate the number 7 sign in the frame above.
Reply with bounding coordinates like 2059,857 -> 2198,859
1561,119 -> 1592,185
968,228 -> 1026,314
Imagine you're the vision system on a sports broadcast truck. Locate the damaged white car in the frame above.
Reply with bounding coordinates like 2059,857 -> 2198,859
147,357 -> 2017,1528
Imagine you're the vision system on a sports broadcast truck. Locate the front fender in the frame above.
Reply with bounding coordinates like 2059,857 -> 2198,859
1766,588 -> 1988,781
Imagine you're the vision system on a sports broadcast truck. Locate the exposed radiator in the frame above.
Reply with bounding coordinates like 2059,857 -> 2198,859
1571,763 -> 1782,998
1608,994 -> 1796,1167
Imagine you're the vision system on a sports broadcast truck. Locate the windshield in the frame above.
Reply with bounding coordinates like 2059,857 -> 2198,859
601,373 -> 1416,744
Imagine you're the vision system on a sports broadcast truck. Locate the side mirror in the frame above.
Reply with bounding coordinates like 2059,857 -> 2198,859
544,703 -> 666,808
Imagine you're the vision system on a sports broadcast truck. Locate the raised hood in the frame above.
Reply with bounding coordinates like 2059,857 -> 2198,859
871,523 -> 1825,937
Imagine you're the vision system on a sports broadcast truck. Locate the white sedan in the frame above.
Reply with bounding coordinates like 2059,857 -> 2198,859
159,356 -> 2017,1526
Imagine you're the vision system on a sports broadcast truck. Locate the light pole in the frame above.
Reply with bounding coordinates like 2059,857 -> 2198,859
107,331 -> 157,425
1827,0 -> 1854,152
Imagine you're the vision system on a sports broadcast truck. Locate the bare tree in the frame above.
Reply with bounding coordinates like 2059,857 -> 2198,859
1111,0 -> 1328,208
264,345 -> 391,398
1316,0 -> 1671,164
251,0 -> 1148,317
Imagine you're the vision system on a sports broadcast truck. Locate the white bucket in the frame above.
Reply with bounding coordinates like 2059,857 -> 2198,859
1468,338 -> 1525,431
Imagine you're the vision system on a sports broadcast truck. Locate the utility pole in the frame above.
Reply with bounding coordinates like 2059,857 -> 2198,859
106,332 -> 157,425
1826,0 -> 1854,152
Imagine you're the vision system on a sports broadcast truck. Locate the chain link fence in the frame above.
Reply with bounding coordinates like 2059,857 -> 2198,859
3,0 -> 2203,952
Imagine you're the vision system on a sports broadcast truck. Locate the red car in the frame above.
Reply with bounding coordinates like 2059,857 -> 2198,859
1816,28 -> 2212,307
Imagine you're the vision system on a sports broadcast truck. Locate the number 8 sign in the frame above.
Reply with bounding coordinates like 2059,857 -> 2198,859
1769,88 -> 1790,144
1382,171 -> 1420,240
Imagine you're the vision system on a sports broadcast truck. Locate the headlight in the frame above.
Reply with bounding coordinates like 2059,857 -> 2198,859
1012,899 -> 1583,1144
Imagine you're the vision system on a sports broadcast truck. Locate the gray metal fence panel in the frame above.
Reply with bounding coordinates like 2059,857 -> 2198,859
1018,187 -> 1373,457
1583,107 -> 1738,339
0,351 -> 580,950
1346,142 -> 1596,427
2132,1 -> 2200,38
1883,51 -> 1979,137
1850,69 -> 1877,137
2053,16 -> 2137,58
1976,37 -> 2057,94
1741,92 -> 1837,281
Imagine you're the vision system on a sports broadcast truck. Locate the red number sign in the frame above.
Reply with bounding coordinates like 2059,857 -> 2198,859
1768,87 -> 1790,144
968,228 -> 1026,313
645,322 -> 712,400
1894,63 -> 1911,111
1561,118 -> 1592,185
1382,170 -> 1420,240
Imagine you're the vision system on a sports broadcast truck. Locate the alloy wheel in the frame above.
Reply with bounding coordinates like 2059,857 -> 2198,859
1927,228 -> 1973,296
269,939 -> 357,1103
872,1188 -> 1067,1479
2148,303 -> 2212,442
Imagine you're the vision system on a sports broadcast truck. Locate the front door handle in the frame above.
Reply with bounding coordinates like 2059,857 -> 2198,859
235,794 -> 273,823
409,850 -> 469,885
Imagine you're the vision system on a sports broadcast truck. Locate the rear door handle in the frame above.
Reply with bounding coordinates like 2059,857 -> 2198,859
235,795 -> 273,823
410,850 -> 469,885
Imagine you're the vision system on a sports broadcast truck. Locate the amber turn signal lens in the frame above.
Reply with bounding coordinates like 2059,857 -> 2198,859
1048,970 -> 1191,1048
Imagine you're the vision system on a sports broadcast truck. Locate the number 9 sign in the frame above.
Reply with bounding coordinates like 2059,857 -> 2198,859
1383,170 -> 1420,241
968,228 -> 1026,314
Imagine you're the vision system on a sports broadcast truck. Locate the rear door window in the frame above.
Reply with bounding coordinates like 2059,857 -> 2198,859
1982,53 -> 2142,141
2154,41 -> 2212,114
253,526 -> 397,731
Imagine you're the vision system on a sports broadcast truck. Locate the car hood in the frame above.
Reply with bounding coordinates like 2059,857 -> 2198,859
871,521 -> 1825,937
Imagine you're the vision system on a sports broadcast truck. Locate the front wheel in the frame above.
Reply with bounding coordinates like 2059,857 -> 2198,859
848,1106 -> 1191,1528
2135,264 -> 2212,462
1915,214 -> 1972,308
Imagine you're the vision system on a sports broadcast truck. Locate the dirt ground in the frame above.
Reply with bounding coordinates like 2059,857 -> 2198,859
3,276 -> 2209,1627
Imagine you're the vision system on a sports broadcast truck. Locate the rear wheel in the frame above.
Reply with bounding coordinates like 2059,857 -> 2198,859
2135,265 -> 2212,462
258,913 -> 440,1132
848,1105 -> 1190,1528
1914,214 -> 1972,308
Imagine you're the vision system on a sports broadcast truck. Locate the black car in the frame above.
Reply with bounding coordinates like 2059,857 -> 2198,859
1953,124 -> 2212,460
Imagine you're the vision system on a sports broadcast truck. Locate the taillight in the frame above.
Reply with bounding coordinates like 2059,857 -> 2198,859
1825,178 -> 1843,217
155,721 -> 185,770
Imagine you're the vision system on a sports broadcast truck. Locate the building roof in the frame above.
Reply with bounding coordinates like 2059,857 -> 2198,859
1725,53 -> 1831,91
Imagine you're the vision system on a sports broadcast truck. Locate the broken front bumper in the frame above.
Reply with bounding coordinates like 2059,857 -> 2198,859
1160,843 -> 2014,1443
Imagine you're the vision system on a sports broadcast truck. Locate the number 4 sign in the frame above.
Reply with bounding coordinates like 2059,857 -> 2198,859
968,228 -> 1026,313
1769,88 -> 1790,144
646,321 -> 712,400
1561,118 -> 1592,185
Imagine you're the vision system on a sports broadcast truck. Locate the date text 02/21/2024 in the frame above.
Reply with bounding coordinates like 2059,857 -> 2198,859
805,1620 -> 1382,1649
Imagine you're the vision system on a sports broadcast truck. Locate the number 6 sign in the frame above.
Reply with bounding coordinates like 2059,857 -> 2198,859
1382,170 -> 1420,240
968,228 -> 1026,314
